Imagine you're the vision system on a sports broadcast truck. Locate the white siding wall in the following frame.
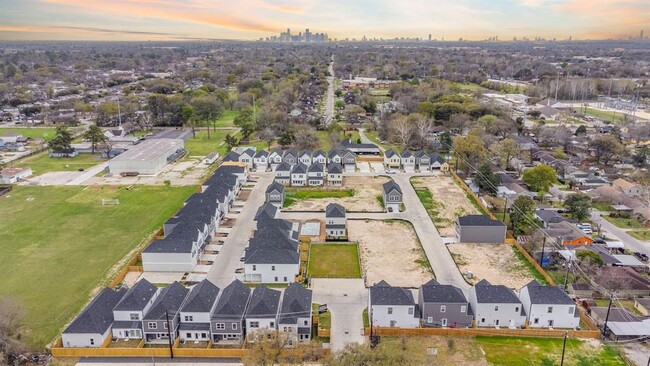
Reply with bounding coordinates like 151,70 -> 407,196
142,252 -> 196,272
244,263 -> 299,283
62,328 -> 110,348
180,311 -> 211,323
246,317 -> 277,334
371,304 -> 419,328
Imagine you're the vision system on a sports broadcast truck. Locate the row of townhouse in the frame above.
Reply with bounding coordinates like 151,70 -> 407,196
384,149 -> 447,172
274,162 -> 344,187
62,279 -> 313,348
142,165 -> 248,272
223,148 -> 357,174
244,203 -> 301,283
369,279 -> 580,330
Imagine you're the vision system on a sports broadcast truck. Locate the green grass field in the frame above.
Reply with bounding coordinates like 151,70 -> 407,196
452,82 -> 483,92
15,152 -> 107,175
411,180 -> 448,225
0,185 -> 195,348
196,110 -> 240,128
475,336 -> 624,366
603,215 -> 645,229
574,107 -> 627,123
183,128 -> 239,157
284,188 -> 355,207
628,230 -> 650,241
312,303 -> 331,329
363,130 -> 401,151
308,244 -> 361,278
0,127 -> 72,140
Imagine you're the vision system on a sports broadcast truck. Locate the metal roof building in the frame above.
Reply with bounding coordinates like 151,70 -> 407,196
109,138 -> 184,175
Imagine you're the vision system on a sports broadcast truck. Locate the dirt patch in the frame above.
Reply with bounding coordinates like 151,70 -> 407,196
349,219 -> 433,287
447,243 -> 534,289
85,157 -> 209,186
412,176 -> 480,237
286,175 -> 390,212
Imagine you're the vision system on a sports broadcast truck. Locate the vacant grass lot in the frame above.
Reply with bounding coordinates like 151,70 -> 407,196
16,152 -> 107,175
0,127 -> 74,139
574,107 -> 626,123
0,185 -> 195,348
308,244 -> 361,278
413,186 -> 448,225
284,188 -> 355,207
603,215 -> 645,229
628,231 -> 650,241
476,336 -> 624,366
196,110 -> 239,128
183,129 -> 238,157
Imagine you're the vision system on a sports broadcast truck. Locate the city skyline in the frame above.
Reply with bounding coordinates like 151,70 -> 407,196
1,0 -> 649,41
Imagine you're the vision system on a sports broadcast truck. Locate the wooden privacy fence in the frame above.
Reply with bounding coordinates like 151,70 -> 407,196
357,156 -> 384,162
449,170 -> 497,220
509,240 -> 556,286
364,327 -> 600,339
317,328 -> 331,338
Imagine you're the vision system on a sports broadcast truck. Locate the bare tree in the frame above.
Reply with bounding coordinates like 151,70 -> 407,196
293,127 -> 319,150
258,127 -> 276,149
411,113 -> 433,148
0,297 -> 25,363
389,114 -> 415,148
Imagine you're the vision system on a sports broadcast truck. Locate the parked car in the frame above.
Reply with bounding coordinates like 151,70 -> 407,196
633,252 -> 649,262
593,239 -> 606,245
386,169 -> 397,174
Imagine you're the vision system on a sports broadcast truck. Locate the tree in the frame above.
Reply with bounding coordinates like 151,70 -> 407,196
242,330 -> 323,366
389,114 -> 415,148
278,130 -> 294,147
523,164 -> 557,197
181,106 -> 197,138
233,108 -> 256,139
294,127 -> 319,150
564,193 -> 592,222
83,124 -> 107,154
224,133 -> 238,151
515,116 -> 525,135
327,337 -> 429,366
191,95 -> 223,138
489,118 -> 515,139
575,125 -> 587,136
494,138 -> 519,169
438,130 -> 452,151
258,127 -> 276,149
49,126 -> 74,154
476,163 -> 498,195
452,132 -> 487,172
590,135 -> 624,165
478,114 -> 498,128
510,195 -> 536,235
0,297 -> 25,364
632,147 -> 649,167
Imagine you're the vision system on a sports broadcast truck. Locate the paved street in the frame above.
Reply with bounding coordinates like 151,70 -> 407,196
591,210 -> 650,256
206,172 -> 275,288
311,279 -> 367,351
65,162 -> 109,185
323,55 -> 335,126
358,128 -> 384,152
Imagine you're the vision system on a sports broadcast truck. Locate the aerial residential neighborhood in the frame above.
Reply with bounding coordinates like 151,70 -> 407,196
1,3 -> 650,365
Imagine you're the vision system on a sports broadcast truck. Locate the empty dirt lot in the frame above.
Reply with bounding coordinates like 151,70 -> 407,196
447,243 -> 534,289
348,219 -> 433,287
286,175 -> 390,212
411,176 -> 480,237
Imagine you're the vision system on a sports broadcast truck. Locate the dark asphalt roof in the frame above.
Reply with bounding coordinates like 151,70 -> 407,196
328,163 -> 343,174
180,279 -> 220,314
457,215 -> 506,227
144,282 -> 190,321
370,280 -> 415,306
265,181 -> 284,194
275,162 -> 291,172
254,202 -> 278,221
401,150 -> 413,158
291,163 -> 308,174
326,203 -> 346,218
473,279 -> 521,304
279,283 -> 312,324
522,280 -> 575,305
385,149 -> 399,158
178,323 -> 211,331
212,280 -> 251,319
223,151 -> 240,162
254,150 -> 269,158
308,163 -> 324,173
245,286 -> 281,318
420,280 -> 468,304
114,279 -> 158,312
383,180 -> 402,195
245,246 -> 300,265
430,152 -> 445,164
63,287 -> 127,334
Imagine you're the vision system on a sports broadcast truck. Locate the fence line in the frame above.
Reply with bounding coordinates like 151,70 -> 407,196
363,327 -> 600,339
511,240 -> 556,286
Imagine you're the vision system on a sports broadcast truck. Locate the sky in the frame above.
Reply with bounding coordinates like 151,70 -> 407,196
1,0 -> 648,41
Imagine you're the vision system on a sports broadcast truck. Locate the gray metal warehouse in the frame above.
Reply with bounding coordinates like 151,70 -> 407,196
109,138 -> 184,176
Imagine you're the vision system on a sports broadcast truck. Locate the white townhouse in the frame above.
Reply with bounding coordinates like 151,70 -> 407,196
519,280 -> 580,329
469,280 -> 526,328
368,280 -> 419,328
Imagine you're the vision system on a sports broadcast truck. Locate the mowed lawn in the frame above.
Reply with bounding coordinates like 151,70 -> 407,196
196,110 -> 239,128
184,128 -> 238,157
16,151 -> 107,175
0,185 -> 195,349
308,244 -> 361,278
0,127 -> 66,139
284,188 -> 355,207
475,336 -> 624,366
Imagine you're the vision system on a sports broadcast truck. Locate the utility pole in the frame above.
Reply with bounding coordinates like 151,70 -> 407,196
539,236 -> 546,267
563,257 -> 572,291
602,293 -> 614,337
165,310 -> 174,359
560,332 -> 569,366
502,197 -> 508,223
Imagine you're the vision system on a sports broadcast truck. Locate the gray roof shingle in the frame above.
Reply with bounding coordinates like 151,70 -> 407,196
212,280 -> 251,319
180,279 -> 220,313
420,280 -> 468,304
473,279 -> 521,304
144,281 -> 190,320
383,181 -> 402,195
326,203 -> 346,218
245,286 -> 281,318
279,283 -> 312,324
63,287 -> 127,334
458,215 -> 506,227
114,279 -> 158,312
522,280 -> 576,305
370,280 -> 415,306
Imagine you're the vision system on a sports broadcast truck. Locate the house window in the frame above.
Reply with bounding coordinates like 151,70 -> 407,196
547,307 -> 553,313
515,306 -> 520,313
163,322 -> 168,329
148,322 -> 157,329
496,319 -> 500,326
494,306 -> 499,311
274,277 -> 278,282
186,333 -> 192,338
408,307 -> 414,315
216,323 -> 225,330
232,323 -> 238,330
568,307 -> 574,314
250,322 -> 259,328
252,265 -> 256,271
304,320 -> 309,326
270,321 -> 275,328
440,305 -> 446,313
272,266 -> 276,271
460,305 -> 467,313
130,313 -> 139,320
534,318 -> 539,324
284,277 -> 288,282
481,318 -> 485,323
427,317 -> 433,323
184,315 -> 193,322
90,338 -> 95,346
388,307 -> 393,314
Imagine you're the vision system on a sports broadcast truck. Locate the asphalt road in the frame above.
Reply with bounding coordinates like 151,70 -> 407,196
323,56 -> 335,126
358,128 -> 385,152
206,172 -> 275,288
591,210 -> 650,256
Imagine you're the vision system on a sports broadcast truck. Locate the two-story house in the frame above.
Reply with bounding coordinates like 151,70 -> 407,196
112,279 -> 160,339
307,163 -> 325,186
384,149 -> 401,170
327,163 -> 343,186
328,150 -> 342,165
253,150 -> 269,171
282,149 -> 298,166
278,283 -> 313,344
382,181 -> 403,213
298,150 -> 312,165
430,152 -> 446,169
179,279 -> 221,342
265,182 -> 285,207
341,150 -> 356,172
369,280 -> 419,328
238,148 -> 255,169
62,287 -> 127,348
469,279 -> 526,328
325,203 -> 347,240
245,286 -> 281,337
269,149 -> 284,170
401,150 -> 416,172
211,279 -> 251,344
142,281 -> 190,344
275,163 -> 291,185
519,280 -> 580,329
456,215 -> 507,244
419,279 -> 473,328
414,151 -> 431,171
312,150 -> 327,165
290,163 -> 308,187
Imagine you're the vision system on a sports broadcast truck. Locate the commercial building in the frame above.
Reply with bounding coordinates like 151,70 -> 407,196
109,138 -> 184,176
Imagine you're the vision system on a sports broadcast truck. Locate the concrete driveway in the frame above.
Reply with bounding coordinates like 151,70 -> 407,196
311,278 -> 367,351
65,162 -> 109,185
206,172 -> 275,288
